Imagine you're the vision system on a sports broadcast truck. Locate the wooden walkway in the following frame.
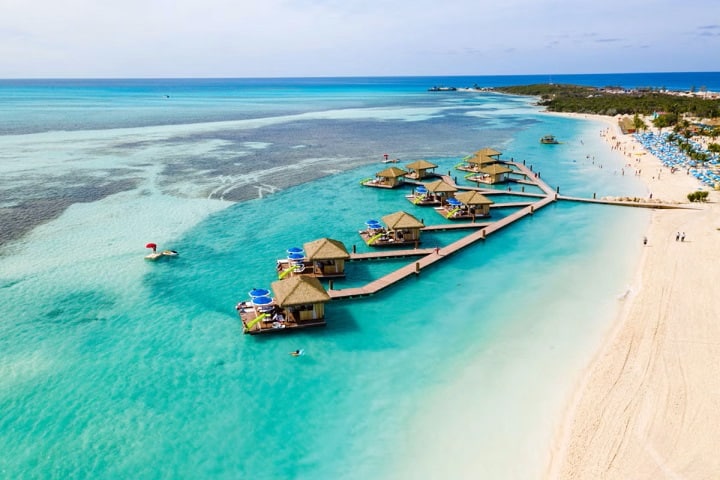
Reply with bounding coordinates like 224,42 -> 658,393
330,167 -> 557,299
328,159 -> 670,300
348,248 -> 435,261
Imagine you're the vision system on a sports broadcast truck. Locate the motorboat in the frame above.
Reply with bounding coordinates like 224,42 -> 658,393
540,135 -> 559,144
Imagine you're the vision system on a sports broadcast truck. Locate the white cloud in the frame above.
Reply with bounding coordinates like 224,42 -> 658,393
1,0 -> 718,77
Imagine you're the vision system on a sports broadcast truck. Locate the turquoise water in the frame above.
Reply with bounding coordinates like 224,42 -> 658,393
0,78 -> 651,478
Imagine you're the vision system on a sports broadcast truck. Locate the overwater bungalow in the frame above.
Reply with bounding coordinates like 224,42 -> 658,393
362,166 -> 408,189
276,239 -> 350,279
467,163 -> 514,184
359,211 -> 424,247
405,178 -> 457,206
435,190 -> 493,220
475,147 -> 502,159
457,153 -> 501,173
405,159 -> 439,180
238,276 -> 330,335
304,237 -> 350,277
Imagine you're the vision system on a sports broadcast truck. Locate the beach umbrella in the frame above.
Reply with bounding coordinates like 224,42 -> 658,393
366,219 -> 380,225
145,242 -> 157,252
287,252 -> 305,261
251,296 -> 273,306
287,247 -> 303,254
249,288 -> 270,298
416,186 -> 428,194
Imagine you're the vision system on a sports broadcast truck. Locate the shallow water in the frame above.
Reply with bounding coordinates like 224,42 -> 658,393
0,78 -> 650,478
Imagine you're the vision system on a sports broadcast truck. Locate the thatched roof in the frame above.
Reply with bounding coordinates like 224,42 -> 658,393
479,164 -> 513,175
406,159 -> 438,170
382,211 -> 424,229
271,275 -> 330,307
424,179 -> 458,193
376,166 -> 408,178
454,190 -> 493,206
303,238 -> 350,260
467,154 -> 499,166
475,148 -> 502,158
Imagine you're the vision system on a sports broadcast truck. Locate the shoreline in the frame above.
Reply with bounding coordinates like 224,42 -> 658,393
545,112 -> 720,478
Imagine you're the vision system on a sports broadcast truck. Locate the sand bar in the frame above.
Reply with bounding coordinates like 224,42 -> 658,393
546,113 -> 720,478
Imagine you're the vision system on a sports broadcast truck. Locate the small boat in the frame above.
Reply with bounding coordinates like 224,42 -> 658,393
540,135 -> 559,144
290,349 -> 305,357
144,252 -> 164,261
162,250 -> 179,257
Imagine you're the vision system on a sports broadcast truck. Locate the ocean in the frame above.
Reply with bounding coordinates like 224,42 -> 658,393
0,72 -> 707,478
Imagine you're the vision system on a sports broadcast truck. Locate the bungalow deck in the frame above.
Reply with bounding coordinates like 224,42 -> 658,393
237,303 -> 326,335
358,230 -> 420,248
275,259 -> 346,279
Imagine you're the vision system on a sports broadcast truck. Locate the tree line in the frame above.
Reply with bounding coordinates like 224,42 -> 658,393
492,84 -> 720,119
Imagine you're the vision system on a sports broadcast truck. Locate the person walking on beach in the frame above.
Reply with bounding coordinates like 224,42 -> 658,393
676,232 -> 680,241
681,232 -> 685,242
643,236 -> 648,245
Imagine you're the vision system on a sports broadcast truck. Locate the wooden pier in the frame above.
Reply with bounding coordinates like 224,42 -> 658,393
329,163 -> 558,299
256,158 -> 677,309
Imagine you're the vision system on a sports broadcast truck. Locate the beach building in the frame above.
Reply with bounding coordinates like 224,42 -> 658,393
406,178 -> 458,205
276,239 -> 350,279
467,163 -> 514,184
457,152 -> 502,173
405,159 -> 439,180
239,276 -> 330,334
304,237 -> 350,277
362,166 -> 408,188
618,117 -> 637,134
359,211 -> 424,247
436,190 -> 493,219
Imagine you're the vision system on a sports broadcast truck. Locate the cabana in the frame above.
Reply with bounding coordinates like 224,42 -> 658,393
467,163 -> 514,184
360,211 -> 424,247
303,238 -> 350,277
436,190 -> 493,219
238,276 -> 331,334
405,159 -> 439,180
457,153 -> 501,173
406,178 -> 457,206
362,166 -> 408,188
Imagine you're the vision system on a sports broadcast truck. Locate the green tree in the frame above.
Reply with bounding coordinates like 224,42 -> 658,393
633,113 -> 647,132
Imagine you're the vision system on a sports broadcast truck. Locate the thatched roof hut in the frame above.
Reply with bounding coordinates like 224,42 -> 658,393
475,147 -> 502,158
271,275 -> 330,307
424,179 -> 458,194
303,238 -> 350,261
376,166 -> 408,178
405,159 -> 438,180
467,154 -> 500,166
454,190 -> 493,206
479,164 -> 513,175
381,211 -> 424,230
406,159 -> 438,170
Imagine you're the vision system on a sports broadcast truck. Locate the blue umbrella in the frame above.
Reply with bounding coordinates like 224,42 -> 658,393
287,247 -> 303,254
416,186 -> 428,194
249,288 -> 270,298
287,253 -> 305,260
447,198 -> 461,205
365,219 -> 380,225
251,296 -> 273,306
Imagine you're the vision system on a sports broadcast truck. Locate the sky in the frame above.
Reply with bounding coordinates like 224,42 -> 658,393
1,0 -> 719,78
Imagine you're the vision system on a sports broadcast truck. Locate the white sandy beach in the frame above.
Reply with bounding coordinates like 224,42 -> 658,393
546,113 -> 720,478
